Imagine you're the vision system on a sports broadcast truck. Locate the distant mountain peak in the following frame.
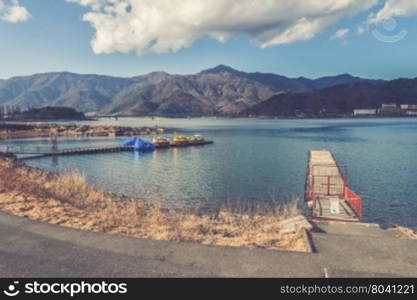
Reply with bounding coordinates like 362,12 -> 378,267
148,71 -> 169,75
328,73 -> 355,79
199,64 -> 239,74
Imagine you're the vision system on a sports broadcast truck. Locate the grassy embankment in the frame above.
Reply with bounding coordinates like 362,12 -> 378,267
0,155 -> 309,252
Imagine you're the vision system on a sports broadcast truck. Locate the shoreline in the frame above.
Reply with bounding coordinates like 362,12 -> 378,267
0,123 -> 168,140
0,154 -> 309,252
94,115 -> 417,121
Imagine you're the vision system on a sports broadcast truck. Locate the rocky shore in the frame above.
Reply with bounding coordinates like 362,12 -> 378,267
0,123 -> 167,139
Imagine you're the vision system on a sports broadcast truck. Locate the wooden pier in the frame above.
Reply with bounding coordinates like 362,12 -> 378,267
305,150 -> 363,222
5,141 -> 213,159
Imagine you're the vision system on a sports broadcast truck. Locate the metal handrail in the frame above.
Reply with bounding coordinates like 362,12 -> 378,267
344,186 -> 363,218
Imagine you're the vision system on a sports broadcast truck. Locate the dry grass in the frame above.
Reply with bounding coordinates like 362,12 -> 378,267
389,226 -> 417,240
0,156 -> 308,252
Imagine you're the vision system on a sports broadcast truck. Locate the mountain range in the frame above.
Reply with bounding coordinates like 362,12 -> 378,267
0,65 -> 367,117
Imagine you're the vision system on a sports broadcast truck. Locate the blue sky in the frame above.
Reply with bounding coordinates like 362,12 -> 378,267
1,0 -> 417,80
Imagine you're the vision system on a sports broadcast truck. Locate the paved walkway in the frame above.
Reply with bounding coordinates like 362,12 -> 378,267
0,212 -> 416,277
312,221 -> 417,277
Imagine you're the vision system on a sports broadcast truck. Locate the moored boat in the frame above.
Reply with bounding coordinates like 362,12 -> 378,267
152,136 -> 170,147
172,135 -> 190,145
189,134 -> 205,143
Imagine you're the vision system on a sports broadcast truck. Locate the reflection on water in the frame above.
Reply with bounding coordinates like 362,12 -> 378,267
4,118 -> 417,229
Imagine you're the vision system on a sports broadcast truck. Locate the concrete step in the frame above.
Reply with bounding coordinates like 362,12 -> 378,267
314,216 -> 360,222
314,221 -> 398,238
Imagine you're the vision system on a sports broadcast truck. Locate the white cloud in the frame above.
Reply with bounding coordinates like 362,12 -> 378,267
0,0 -> 31,23
67,0 -> 379,55
369,0 -> 417,23
331,28 -> 349,40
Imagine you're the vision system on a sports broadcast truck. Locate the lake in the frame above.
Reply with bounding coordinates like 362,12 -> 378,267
4,118 -> 417,229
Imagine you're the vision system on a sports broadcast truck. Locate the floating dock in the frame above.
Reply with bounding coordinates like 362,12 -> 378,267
305,150 -> 363,222
5,141 -> 213,159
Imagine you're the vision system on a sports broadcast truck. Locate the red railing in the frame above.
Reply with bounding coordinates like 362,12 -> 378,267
307,163 -> 363,219
344,186 -> 363,218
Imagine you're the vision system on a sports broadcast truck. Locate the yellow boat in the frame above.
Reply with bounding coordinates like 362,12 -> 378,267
152,136 -> 170,147
172,135 -> 190,145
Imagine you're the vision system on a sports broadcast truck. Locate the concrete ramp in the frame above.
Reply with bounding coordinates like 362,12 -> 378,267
312,221 -> 417,277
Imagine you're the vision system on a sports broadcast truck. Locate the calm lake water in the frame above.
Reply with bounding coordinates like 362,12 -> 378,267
3,118 -> 417,229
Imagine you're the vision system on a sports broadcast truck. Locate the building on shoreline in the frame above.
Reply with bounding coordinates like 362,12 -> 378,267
352,104 -> 417,117
378,103 -> 401,116
400,104 -> 417,116
353,109 -> 377,116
